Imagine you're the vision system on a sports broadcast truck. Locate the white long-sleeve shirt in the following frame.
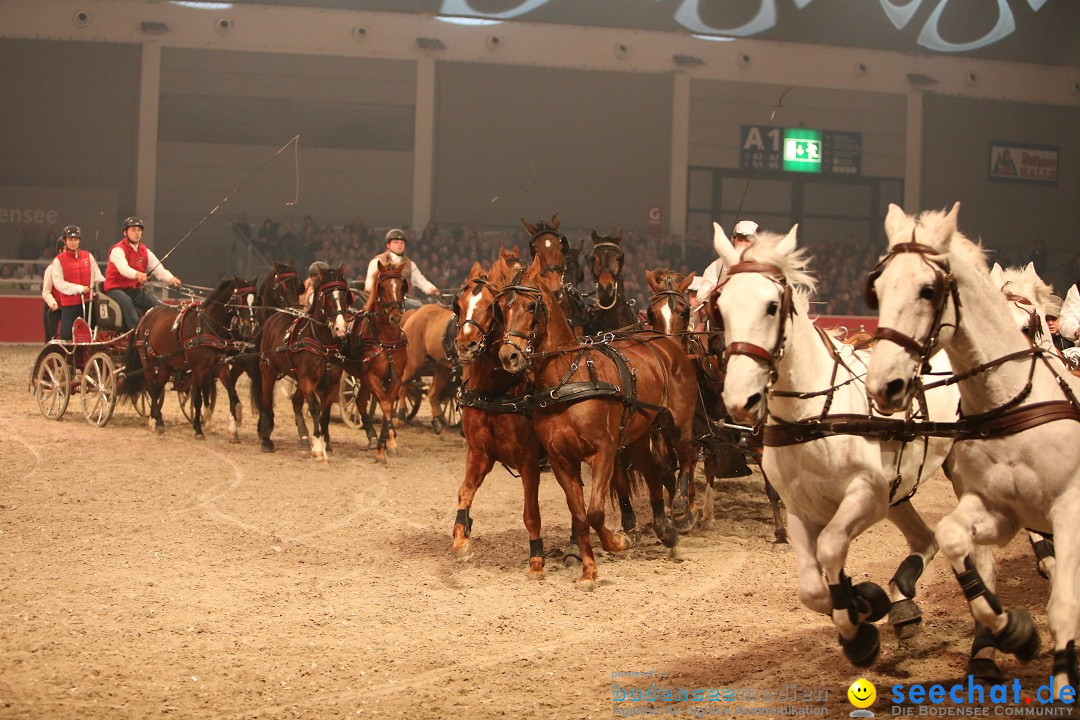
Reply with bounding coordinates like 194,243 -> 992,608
108,244 -> 176,284
50,253 -> 105,296
41,266 -> 57,309
364,252 -> 436,296
697,258 -> 726,300
1059,282 -> 1080,342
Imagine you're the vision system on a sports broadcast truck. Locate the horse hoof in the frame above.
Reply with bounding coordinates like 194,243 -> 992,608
995,608 -> 1040,662
854,582 -> 891,624
229,435 -> 240,445
528,557 -> 545,576
452,540 -> 472,562
261,441 -> 275,453
653,519 -> 678,549
967,657 -> 1004,685
367,438 -> 378,451
574,576 -> 597,592
673,510 -> 697,535
298,437 -> 310,449
774,528 -> 789,544
608,531 -> 632,553
889,598 -> 923,640
432,416 -> 445,435
155,425 -> 165,435
194,432 -> 205,441
840,623 -> 880,668
562,553 -> 582,567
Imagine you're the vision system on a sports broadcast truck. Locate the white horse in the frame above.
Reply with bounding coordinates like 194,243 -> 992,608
866,202 -> 1080,703
709,222 -> 960,667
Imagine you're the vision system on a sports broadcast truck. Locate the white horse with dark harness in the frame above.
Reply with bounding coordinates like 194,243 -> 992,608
866,203 -> 1080,705
708,222 -> 960,668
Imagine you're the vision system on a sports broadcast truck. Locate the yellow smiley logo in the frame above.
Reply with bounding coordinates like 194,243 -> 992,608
848,678 -> 876,708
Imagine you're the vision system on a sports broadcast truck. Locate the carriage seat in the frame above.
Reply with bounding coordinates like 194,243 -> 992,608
93,282 -> 126,332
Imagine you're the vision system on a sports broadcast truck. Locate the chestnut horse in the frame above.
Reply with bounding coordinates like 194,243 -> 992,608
219,261 -> 302,442
496,255 -> 698,587
256,266 -> 350,461
122,277 -> 244,437
523,214 -> 589,338
342,262 -> 408,463
399,303 -> 458,434
451,253 -> 549,573
644,268 -> 786,540
587,230 -> 641,333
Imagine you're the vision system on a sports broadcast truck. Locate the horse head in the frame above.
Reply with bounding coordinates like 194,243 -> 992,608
562,236 -> 586,290
711,222 -> 811,425
264,260 -> 301,310
496,255 -> 563,374
454,261 -> 499,363
645,268 -> 694,337
228,276 -> 259,341
991,261 -> 1054,349
312,265 -> 351,340
865,203 -> 963,414
590,230 -> 624,310
369,260 -> 407,329
522,213 -> 567,282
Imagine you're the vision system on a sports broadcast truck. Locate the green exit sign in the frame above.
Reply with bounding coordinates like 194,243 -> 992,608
783,129 -> 822,173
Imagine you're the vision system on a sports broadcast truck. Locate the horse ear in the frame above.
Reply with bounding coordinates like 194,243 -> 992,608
1022,261 -> 1038,281
989,263 -> 1004,286
511,244 -> 521,258
591,229 -> 601,243
521,218 -> 535,235
884,203 -> 907,245
678,272 -> 696,293
645,268 -> 659,292
713,222 -> 739,268
776,224 -> 799,257
468,261 -> 485,279
377,260 -> 387,272
551,213 -> 560,230
577,236 -> 585,252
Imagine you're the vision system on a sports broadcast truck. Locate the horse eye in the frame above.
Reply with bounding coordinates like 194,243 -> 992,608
918,285 -> 935,301
766,301 -> 779,316
1020,326 -> 1030,336
526,302 -> 537,312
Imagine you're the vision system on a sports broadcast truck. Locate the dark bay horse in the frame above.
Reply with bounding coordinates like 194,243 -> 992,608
451,254 -> 550,574
644,268 -> 787,541
218,261 -> 302,442
342,262 -> 408,464
122,277 -> 244,438
256,266 -> 350,460
496,255 -> 699,587
522,214 -> 589,338
587,230 -> 641,333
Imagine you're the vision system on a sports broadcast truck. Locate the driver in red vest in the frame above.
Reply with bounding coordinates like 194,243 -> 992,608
50,225 -> 105,340
104,217 -> 182,330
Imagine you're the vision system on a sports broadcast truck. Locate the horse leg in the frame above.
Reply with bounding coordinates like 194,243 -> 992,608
671,436 -> 698,535
612,461 -> 639,541
257,366 -> 277,453
319,383 -> 335,456
817,484 -> 890,667
453,443 -> 496,562
292,385 -> 310,449
884,500 -> 938,640
148,380 -> 166,434
631,446 -> 677,548
699,451 -> 718,529
936,493 -> 1038,672
548,454 -> 598,588
1045,492 -> 1080,705
585,448 -> 632,555
305,381 -> 327,462
521,459 -> 545,578
1027,530 -> 1056,581
763,472 -> 787,544
190,372 -> 204,439
429,365 -> 451,434
358,387 -> 378,451
786,512 -> 830,615
219,363 -> 243,443
373,389 -> 391,464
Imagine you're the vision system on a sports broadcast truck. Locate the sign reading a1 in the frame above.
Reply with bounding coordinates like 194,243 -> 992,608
782,129 -> 822,173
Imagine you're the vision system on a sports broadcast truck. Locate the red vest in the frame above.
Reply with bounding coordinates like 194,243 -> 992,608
104,239 -> 149,291
56,250 -> 94,306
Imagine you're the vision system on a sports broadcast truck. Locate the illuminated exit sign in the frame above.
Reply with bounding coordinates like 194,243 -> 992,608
783,129 -> 822,173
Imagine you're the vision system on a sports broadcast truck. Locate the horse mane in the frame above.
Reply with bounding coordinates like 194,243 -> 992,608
740,232 -> 817,292
206,276 -> 238,306
892,206 -> 990,277
1000,266 -> 1055,312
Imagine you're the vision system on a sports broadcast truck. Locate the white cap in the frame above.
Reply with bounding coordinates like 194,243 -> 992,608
733,220 -> 759,238
1046,294 -> 1063,318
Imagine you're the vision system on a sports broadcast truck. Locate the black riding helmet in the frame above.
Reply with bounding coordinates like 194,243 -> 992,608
123,216 -> 144,230
62,225 -> 82,239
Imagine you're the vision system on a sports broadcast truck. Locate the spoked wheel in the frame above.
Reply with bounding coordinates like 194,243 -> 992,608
131,390 -> 151,418
403,378 -> 424,422
441,382 -> 462,428
339,373 -> 363,429
177,387 -> 194,421
34,351 -> 71,420
80,352 -> 118,427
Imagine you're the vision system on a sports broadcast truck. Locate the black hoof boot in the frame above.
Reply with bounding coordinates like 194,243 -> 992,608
298,436 -> 310,449
889,598 -> 923,640
853,582 -> 890,624
966,657 -> 1004,684
261,439 -> 276,453
673,509 -> 697,534
994,608 -> 1040,662
841,623 -> 880,667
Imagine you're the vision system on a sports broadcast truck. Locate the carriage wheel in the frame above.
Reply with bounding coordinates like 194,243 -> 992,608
441,384 -> 462,428
131,390 -> 151,418
34,351 -> 71,420
339,373 -> 363,429
177,387 -> 194,421
404,378 -> 423,421
81,352 -> 118,427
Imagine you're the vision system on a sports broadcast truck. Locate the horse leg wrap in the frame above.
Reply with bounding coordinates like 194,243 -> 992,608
529,538 -> 544,560
619,494 -> 636,533
891,554 -> 925,599
955,555 -> 1003,615
673,472 -> 690,514
1031,537 -> 1056,562
828,571 -> 858,625
1053,640 -> 1078,692
455,508 -> 472,538
967,623 -> 1005,684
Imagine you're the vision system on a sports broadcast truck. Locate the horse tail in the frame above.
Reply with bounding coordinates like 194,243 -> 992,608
248,360 -> 265,415
120,334 -> 145,400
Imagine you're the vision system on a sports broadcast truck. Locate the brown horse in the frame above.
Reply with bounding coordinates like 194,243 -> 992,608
342,262 -> 408,463
451,253 -> 550,574
219,261 -> 302,442
644,268 -> 787,541
522,214 -> 589,337
255,266 -> 350,460
122,277 -> 244,437
399,303 -> 457,434
587,230 -> 641,332
496,255 -> 698,587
